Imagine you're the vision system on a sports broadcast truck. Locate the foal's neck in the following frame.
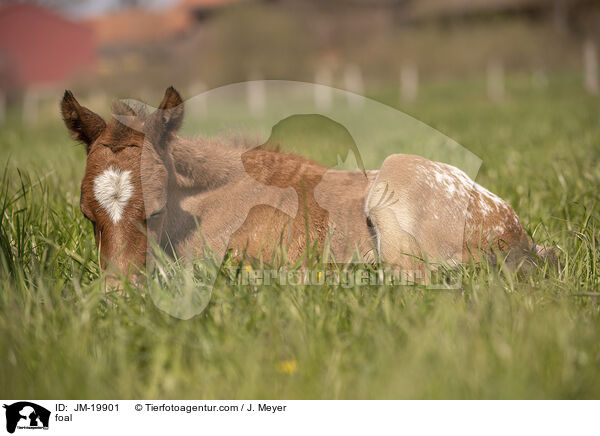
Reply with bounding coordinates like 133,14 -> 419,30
169,135 -> 245,191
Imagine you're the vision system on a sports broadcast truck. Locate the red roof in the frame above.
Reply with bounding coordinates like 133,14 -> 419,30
85,0 -> 244,48
0,3 -> 96,88
85,6 -> 192,47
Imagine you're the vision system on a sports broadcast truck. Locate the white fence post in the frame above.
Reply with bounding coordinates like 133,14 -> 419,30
247,74 -> 266,115
188,81 -> 207,115
400,63 -> 419,103
343,64 -> 364,109
487,59 -> 505,102
584,39 -> 599,96
314,66 -> 333,111
0,90 -> 5,125
22,87 -> 39,125
531,68 -> 548,89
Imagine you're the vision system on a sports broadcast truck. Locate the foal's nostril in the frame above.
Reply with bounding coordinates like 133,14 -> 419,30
104,270 -> 145,295
104,276 -> 122,293
130,272 -> 145,287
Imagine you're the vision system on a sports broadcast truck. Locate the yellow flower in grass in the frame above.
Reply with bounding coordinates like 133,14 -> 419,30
245,265 -> 252,272
277,359 -> 298,375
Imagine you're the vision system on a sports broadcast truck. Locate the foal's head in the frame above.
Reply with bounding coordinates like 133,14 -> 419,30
61,87 -> 184,286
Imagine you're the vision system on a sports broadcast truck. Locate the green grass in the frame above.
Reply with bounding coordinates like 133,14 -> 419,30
1,73 -> 599,399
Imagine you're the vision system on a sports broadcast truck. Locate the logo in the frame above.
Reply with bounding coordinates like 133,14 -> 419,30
3,402 -> 50,433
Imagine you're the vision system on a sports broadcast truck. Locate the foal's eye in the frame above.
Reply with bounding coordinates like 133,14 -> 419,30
148,209 -> 165,219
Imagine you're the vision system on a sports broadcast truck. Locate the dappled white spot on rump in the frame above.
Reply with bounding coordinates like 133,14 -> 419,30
492,225 -> 505,235
430,162 -> 472,199
475,183 -> 505,208
93,166 -> 134,223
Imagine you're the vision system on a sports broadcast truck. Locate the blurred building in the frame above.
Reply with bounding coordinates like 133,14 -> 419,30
86,0 -> 244,48
408,0 -> 597,33
0,3 -> 96,96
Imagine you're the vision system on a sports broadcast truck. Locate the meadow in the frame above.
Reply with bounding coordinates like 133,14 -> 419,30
1,73 -> 599,399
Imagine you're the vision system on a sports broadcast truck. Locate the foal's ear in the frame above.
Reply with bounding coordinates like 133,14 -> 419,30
147,86 -> 184,150
60,90 -> 106,152
157,86 -> 184,131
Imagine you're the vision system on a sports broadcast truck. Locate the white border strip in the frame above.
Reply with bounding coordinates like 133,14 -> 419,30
1,400 -> 597,435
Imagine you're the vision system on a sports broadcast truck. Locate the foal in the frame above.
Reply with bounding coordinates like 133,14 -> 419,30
61,86 -> 550,288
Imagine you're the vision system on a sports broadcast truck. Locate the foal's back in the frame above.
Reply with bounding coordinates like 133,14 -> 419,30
226,147 -> 376,263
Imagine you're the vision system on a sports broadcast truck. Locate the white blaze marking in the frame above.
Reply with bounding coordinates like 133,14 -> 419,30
93,166 -> 134,223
